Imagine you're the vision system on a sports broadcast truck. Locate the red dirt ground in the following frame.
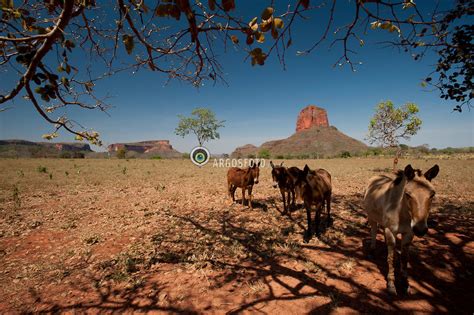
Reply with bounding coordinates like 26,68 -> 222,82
0,158 -> 472,313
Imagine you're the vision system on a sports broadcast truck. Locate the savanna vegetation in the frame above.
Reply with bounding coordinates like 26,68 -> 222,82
0,157 -> 472,313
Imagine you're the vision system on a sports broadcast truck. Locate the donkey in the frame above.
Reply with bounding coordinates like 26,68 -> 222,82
270,161 -> 301,214
227,161 -> 261,210
363,164 -> 439,295
294,164 -> 332,242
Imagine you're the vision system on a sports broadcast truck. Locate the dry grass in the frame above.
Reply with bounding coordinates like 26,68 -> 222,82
0,157 -> 472,313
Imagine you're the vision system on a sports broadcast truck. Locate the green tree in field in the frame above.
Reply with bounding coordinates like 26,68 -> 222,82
367,101 -> 422,171
116,148 -> 127,159
175,108 -> 225,146
258,148 -> 271,159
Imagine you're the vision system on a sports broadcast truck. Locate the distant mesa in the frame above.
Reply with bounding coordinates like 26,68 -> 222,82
231,144 -> 258,159
232,105 -> 367,158
107,140 -> 181,158
0,140 -> 92,158
296,105 -> 329,132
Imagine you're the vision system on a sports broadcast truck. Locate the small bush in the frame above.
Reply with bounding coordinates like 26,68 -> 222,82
296,154 -> 310,159
275,155 -> 285,159
37,166 -> 47,173
73,152 -> 85,159
182,152 -> 190,159
116,148 -> 127,159
60,151 -> 72,159
247,154 -> 256,159
258,149 -> 271,159
151,155 -> 162,160
340,151 -> 351,158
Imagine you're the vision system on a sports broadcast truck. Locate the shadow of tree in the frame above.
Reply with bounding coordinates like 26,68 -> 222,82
35,194 -> 472,313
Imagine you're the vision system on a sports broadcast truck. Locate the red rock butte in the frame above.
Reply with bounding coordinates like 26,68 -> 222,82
296,105 -> 329,132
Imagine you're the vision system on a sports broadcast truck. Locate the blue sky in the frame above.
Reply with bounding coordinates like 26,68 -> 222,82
1,2 -> 472,154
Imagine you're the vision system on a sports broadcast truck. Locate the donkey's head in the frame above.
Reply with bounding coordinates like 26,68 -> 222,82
249,160 -> 261,184
294,164 -> 311,198
404,164 -> 440,237
270,161 -> 285,188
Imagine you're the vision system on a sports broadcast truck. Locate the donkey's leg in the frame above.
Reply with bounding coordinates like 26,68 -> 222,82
241,187 -> 246,207
248,185 -> 253,210
326,193 -> 332,227
280,188 -> 287,214
314,201 -> 323,236
290,189 -> 296,209
367,220 -> 377,258
228,182 -> 234,201
400,232 -> 413,293
230,185 -> 237,203
384,227 -> 397,294
303,203 -> 312,243
369,220 -> 377,251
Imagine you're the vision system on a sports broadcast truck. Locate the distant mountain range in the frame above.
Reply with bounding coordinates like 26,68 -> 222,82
0,140 -> 92,158
0,139 -> 182,158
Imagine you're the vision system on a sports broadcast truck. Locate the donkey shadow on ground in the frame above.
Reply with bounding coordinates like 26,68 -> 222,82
40,194 -> 473,314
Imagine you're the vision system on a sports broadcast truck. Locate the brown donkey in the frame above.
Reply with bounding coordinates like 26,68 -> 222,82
270,161 -> 301,214
363,164 -> 439,295
227,161 -> 260,209
294,165 -> 332,242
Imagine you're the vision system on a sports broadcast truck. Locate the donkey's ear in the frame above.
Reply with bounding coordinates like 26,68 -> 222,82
257,161 -> 261,167
270,161 -> 275,169
404,164 -> 415,180
424,164 -> 439,181
303,164 -> 310,174
280,161 -> 284,166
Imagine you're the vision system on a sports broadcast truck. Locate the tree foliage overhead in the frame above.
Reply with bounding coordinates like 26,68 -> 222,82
0,0 -> 472,143
367,100 -> 422,148
175,107 -> 224,146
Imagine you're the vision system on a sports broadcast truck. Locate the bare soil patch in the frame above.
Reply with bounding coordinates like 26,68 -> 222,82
0,158 -> 472,313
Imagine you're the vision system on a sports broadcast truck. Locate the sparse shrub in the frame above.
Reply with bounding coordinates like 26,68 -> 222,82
116,148 -> 127,159
17,170 -> 24,178
49,173 -> 53,180
247,154 -> 256,159
366,148 -> 382,156
285,154 -> 293,159
275,155 -> 285,159
122,167 -> 127,175
73,152 -> 85,159
12,185 -> 21,209
182,152 -> 190,159
340,151 -> 351,158
297,154 -> 310,159
60,151 -> 72,159
258,148 -> 271,159
84,235 -> 100,245
151,155 -> 162,160
37,165 -> 47,173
